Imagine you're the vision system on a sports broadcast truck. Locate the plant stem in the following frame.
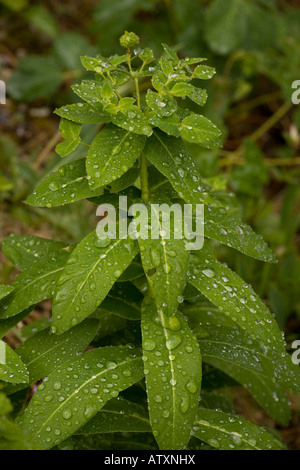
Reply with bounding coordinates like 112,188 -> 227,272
140,152 -> 149,201
135,77 -> 141,109
220,101 -> 294,166
133,71 -> 149,201
249,101 -> 293,143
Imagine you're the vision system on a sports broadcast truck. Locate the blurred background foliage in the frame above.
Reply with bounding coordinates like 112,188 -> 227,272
0,0 -> 300,448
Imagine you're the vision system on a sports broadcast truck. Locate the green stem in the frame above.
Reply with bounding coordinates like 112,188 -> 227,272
133,69 -> 148,201
135,77 -> 141,109
140,152 -> 149,202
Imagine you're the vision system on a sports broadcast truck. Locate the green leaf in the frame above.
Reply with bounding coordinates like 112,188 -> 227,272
191,304 -> 300,393
203,207 -> 276,262
0,252 -> 69,320
148,113 -> 181,137
26,159 -> 104,207
98,282 -> 142,321
52,232 -> 138,334
0,341 -> 29,384
200,390 -> 235,415
118,256 -> 144,282
188,88 -> 208,106
3,320 -> 99,395
179,114 -> 222,145
21,318 -> 52,339
144,131 -> 215,205
186,303 -> 291,425
91,311 -> 126,339
188,246 -> 283,346
193,65 -> 216,80
137,199 -> 189,317
86,125 -> 146,189
203,355 -> 291,426
0,391 -> 12,416
171,83 -> 194,97
162,44 -> 179,64
111,109 -> 152,136
56,138 -> 81,158
0,285 -> 14,301
193,409 -> 284,450
54,104 -> 109,124
0,312 -> 32,340
110,168 -> 140,192
76,397 -> 150,434
141,297 -> 201,450
19,346 -> 144,449
1,235 -> 68,271
146,91 -> 177,118
72,81 -> 108,110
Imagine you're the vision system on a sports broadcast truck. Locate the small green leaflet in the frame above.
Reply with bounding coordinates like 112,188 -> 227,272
56,139 -> 81,158
1,235 -> 68,271
52,232 -> 138,334
3,320 -> 99,396
193,65 -> 216,80
193,409 -> 284,450
188,246 -> 283,347
54,103 -> 109,124
59,119 -> 81,141
162,43 -> 179,64
26,159 -> 104,207
86,125 -> 146,189
179,114 -> 221,145
187,88 -> 208,107
0,252 -> 69,320
141,297 -> 201,450
56,119 -> 82,157
171,83 -> 194,97
19,346 -> 144,449
76,397 -> 150,434
0,341 -> 29,384
137,199 -> 189,317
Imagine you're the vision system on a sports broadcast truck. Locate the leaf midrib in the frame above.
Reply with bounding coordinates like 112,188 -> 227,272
33,355 -> 140,438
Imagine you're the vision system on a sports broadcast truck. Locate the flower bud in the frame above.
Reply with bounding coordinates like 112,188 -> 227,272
120,31 -> 140,50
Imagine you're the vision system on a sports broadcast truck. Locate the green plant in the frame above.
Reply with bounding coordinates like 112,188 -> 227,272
0,33 -> 299,451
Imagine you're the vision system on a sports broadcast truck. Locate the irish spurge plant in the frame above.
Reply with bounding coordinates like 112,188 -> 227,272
0,33 -> 299,451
